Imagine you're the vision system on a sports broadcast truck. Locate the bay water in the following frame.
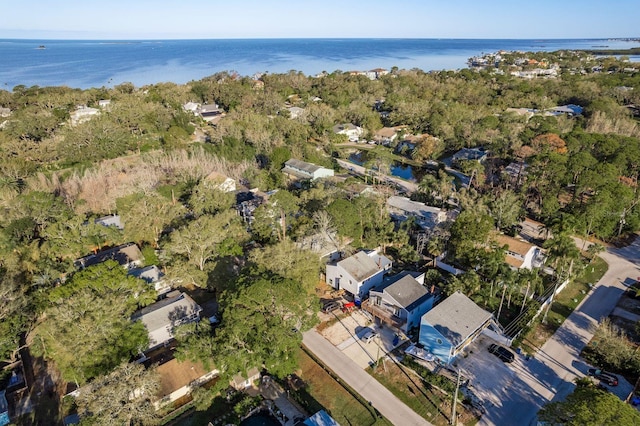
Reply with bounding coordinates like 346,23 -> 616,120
1,38 -> 638,90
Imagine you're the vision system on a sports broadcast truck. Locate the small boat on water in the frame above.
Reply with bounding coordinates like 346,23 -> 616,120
37,45 -> 46,49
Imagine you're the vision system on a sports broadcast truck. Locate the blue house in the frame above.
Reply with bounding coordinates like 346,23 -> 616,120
0,390 -> 9,426
364,272 -> 437,334
418,291 -> 495,364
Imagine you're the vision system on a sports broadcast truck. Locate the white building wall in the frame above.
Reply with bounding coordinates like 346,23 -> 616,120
312,168 -> 334,180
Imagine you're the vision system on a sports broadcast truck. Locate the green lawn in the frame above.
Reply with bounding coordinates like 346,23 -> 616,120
368,357 -> 479,426
519,257 -> 608,353
296,349 -> 390,426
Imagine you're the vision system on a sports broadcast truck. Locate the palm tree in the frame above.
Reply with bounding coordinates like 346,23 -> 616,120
496,268 -> 515,322
427,235 -> 446,267
543,233 -> 581,280
518,269 -> 544,313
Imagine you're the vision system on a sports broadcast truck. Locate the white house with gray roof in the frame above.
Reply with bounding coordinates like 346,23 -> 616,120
387,196 -> 452,231
325,250 -> 391,299
364,272 -> 436,333
418,291 -> 496,364
332,123 -> 364,142
282,159 -> 334,182
94,214 -> 124,230
132,292 -> 202,352
128,265 -> 171,296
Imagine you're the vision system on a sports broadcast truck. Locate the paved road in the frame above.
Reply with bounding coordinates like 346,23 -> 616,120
479,237 -> 640,425
302,330 -> 431,426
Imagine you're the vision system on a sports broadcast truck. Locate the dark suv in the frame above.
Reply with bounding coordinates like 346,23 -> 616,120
587,368 -> 619,386
488,343 -> 515,363
321,301 -> 341,313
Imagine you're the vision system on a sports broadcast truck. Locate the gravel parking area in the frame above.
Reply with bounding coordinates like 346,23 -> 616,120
454,335 -> 519,407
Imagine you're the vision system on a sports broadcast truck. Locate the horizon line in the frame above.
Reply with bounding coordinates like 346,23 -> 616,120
2,36 -> 640,42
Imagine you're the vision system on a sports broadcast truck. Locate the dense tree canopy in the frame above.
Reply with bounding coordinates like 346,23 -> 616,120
538,379 -> 640,425
0,48 -> 639,422
30,261 -> 152,384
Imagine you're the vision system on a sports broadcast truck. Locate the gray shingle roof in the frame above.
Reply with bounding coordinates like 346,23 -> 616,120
132,292 -> 202,349
74,242 -> 143,269
383,275 -> 431,311
128,265 -> 164,283
422,291 -> 492,347
283,159 -> 323,175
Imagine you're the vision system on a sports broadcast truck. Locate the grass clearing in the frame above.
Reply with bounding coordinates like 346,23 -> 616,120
520,257 -> 608,353
296,349 -> 389,426
368,357 -> 479,426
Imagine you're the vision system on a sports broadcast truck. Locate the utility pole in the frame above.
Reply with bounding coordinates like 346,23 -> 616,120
450,368 -> 461,425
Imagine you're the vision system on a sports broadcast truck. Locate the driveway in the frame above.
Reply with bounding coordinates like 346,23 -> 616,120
320,310 -> 408,369
454,335 -> 519,408
478,237 -> 640,425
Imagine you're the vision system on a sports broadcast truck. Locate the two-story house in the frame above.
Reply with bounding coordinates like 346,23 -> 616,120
332,123 -> 364,142
387,196 -> 454,232
364,272 -> 436,334
419,291 -> 496,364
325,250 -> 392,300
495,234 -> 544,270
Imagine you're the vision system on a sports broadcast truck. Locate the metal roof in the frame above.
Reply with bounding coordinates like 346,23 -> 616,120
338,251 -> 389,282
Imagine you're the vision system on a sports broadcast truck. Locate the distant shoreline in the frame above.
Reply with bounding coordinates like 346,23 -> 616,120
1,37 -> 639,42
581,47 -> 640,55
2,37 -> 639,90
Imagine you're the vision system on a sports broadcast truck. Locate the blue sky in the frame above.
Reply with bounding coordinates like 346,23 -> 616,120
0,0 -> 638,39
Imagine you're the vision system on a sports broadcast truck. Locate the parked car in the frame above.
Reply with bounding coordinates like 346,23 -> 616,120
322,301 -> 341,314
361,329 -> 378,344
587,368 -> 619,386
488,343 -> 515,363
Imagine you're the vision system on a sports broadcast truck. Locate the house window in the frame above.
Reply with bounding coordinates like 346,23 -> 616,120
328,279 -> 333,285
436,338 -> 443,345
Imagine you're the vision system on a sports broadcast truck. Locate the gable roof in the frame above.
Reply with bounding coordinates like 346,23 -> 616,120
452,147 -> 487,162
387,196 -> 445,230
156,358 -> 210,399
333,123 -> 359,133
495,234 -> 534,256
74,242 -> 143,269
128,265 -> 164,283
382,274 -> 431,311
375,127 -> 397,138
388,196 -> 442,218
338,251 -> 387,282
132,292 -> 202,349
283,158 -> 324,175
94,214 -> 124,230
422,292 -> 492,347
